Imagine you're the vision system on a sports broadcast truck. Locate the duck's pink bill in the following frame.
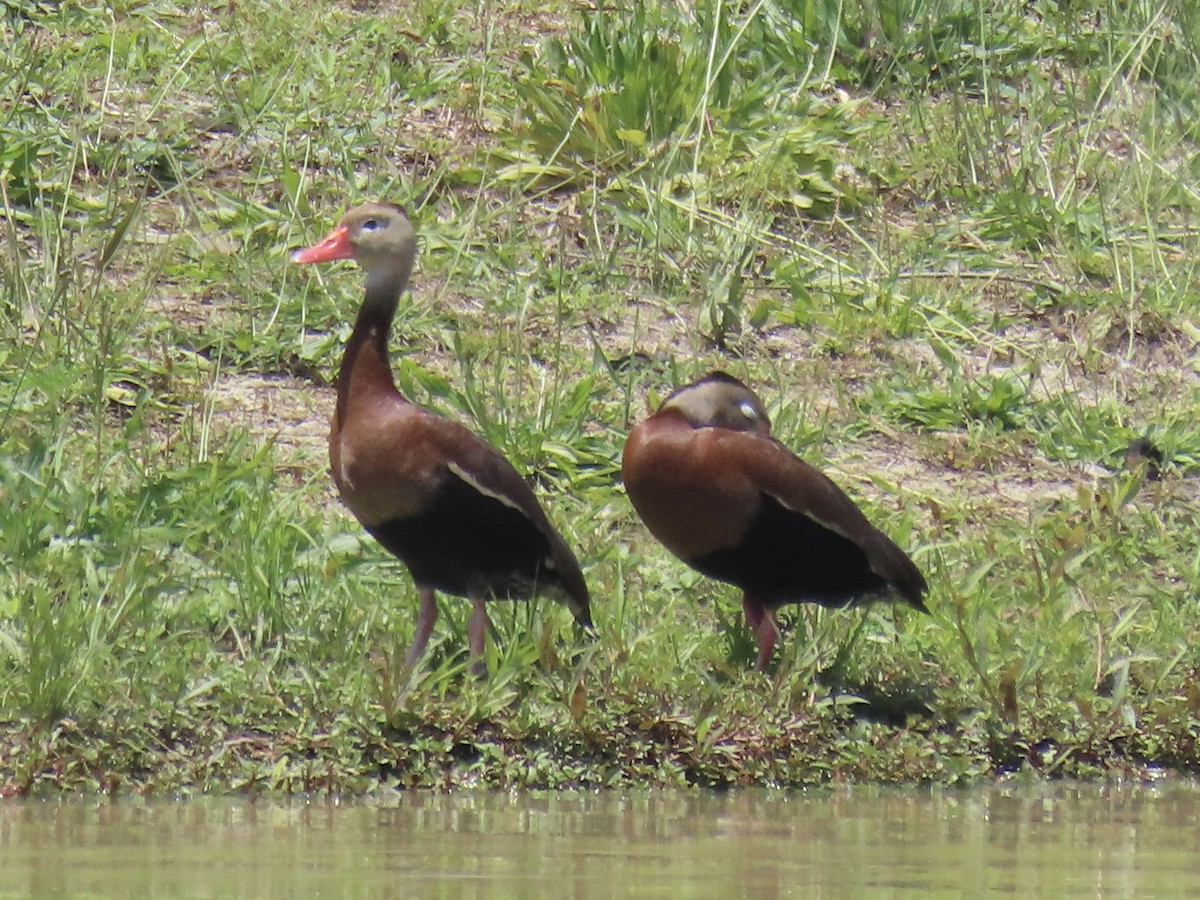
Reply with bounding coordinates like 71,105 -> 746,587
293,226 -> 353,264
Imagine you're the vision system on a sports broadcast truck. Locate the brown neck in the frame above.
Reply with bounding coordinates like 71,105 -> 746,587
651,406 -> 696,430
334,268 -> 411,426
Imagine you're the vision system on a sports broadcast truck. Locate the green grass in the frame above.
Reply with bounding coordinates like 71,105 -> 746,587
1,0 -> 1198,793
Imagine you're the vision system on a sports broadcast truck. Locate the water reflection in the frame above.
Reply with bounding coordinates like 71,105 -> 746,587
2,783 -> 1198,897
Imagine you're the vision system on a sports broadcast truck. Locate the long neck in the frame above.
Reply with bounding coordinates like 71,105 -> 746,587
335,264 -> 412,425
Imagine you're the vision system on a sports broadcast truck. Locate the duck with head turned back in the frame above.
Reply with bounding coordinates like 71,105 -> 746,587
622,371 -> 927,672
293,201 -> 592,672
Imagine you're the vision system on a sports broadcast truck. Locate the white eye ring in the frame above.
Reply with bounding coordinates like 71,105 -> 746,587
738,400 -> 759,420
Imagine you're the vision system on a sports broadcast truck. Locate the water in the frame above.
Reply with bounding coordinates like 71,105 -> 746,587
2,783 -> 1198,897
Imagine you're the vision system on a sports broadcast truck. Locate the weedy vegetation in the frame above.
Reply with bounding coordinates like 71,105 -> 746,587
1,0 -> 1198,793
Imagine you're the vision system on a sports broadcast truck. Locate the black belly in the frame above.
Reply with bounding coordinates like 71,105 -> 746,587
366,475 -> 559,601
689,495 -> 889,608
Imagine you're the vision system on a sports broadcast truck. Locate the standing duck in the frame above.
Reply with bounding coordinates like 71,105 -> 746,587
293,201 -> 592,670
622,372 -> 927,672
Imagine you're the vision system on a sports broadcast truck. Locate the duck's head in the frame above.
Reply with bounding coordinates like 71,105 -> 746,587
658,371 -> 771,434
293,202 -> 417,288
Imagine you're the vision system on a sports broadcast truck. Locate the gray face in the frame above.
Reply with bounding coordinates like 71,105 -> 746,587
335,204 -> 419,300
663,376 -> 771,435
347,205 -> 417,267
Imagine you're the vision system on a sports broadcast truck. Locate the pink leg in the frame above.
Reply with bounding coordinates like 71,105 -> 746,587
743,595 -> 778,672
404,587 -> 438,669
468,595 -> 490,675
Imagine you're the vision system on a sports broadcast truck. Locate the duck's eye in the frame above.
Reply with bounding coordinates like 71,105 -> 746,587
738,400 -> 759,421
361,218 -> 381,232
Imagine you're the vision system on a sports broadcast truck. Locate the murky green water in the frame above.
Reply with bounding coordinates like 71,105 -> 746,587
2,783 -> 1198,897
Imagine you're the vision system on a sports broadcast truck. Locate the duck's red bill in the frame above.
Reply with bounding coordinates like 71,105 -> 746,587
292,226 -> 353,264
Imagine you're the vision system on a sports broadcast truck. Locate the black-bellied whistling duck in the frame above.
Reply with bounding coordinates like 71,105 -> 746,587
293,201 -> 592,670
622,371 -> 928,672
